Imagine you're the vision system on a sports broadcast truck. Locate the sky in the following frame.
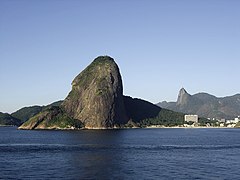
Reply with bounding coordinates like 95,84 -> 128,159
0,0 -> 240,113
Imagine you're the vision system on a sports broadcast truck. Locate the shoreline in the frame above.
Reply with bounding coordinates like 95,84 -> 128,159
1,125 -> 237,130
145,126 -> 234,129
0,125 -> 17,127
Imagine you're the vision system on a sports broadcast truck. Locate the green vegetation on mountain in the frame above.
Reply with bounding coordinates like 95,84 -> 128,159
124,96 -> 161,122
19,106 -> 83,130
44,101 -> 63,108
11,106 -> 43,124
123,96 -> 185,126
11,101 -> 63,124
70,56 -> 116,89
0,112 -> 21,126
140,109 -> 184,127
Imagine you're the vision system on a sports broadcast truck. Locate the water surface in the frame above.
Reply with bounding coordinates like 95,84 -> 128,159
0,127 -> 239,179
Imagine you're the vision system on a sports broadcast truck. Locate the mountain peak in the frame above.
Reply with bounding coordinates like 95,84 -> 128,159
93,56 -> 115,63
176,88 -> 191,106
62,56 -> 128,128
179,88 -> 188,94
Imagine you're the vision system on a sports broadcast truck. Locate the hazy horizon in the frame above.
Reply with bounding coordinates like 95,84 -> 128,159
1,0 -> 240,113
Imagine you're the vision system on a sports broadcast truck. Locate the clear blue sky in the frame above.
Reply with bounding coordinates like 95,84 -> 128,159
1,0 -> 240,113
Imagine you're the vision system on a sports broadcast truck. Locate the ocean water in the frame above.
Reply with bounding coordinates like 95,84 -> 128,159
0,127 -> 239,180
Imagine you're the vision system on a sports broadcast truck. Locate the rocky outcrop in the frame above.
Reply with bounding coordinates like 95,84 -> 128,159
61,56 -> 128,128
176,88 -> 191,106
18,106 -> 82,130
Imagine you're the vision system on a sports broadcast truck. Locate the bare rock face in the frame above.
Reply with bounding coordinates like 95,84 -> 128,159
176,88 -> 191,106
61,56 -> 128,128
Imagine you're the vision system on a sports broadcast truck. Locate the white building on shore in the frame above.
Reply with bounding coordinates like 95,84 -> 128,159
226,116 -> 240,124
184,115 -> 198,123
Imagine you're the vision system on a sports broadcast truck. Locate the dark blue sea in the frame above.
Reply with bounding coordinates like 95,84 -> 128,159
0,127 -> 239,179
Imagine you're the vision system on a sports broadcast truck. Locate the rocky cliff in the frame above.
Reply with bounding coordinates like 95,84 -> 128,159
176,88 -> 191,106
61,56 -> 128,128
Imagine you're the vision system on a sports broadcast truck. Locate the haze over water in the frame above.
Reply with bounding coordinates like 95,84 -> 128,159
0,127 -> 239,179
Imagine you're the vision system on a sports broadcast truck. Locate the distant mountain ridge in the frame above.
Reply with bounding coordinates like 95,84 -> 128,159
11,101 -> 63,123
157,88 -> 240,119
0,112 -> 21,126
0,101 -> 63,126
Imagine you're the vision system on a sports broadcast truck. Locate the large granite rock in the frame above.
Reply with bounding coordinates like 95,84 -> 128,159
176,88 -> 191,106
61,56 -> 128,128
